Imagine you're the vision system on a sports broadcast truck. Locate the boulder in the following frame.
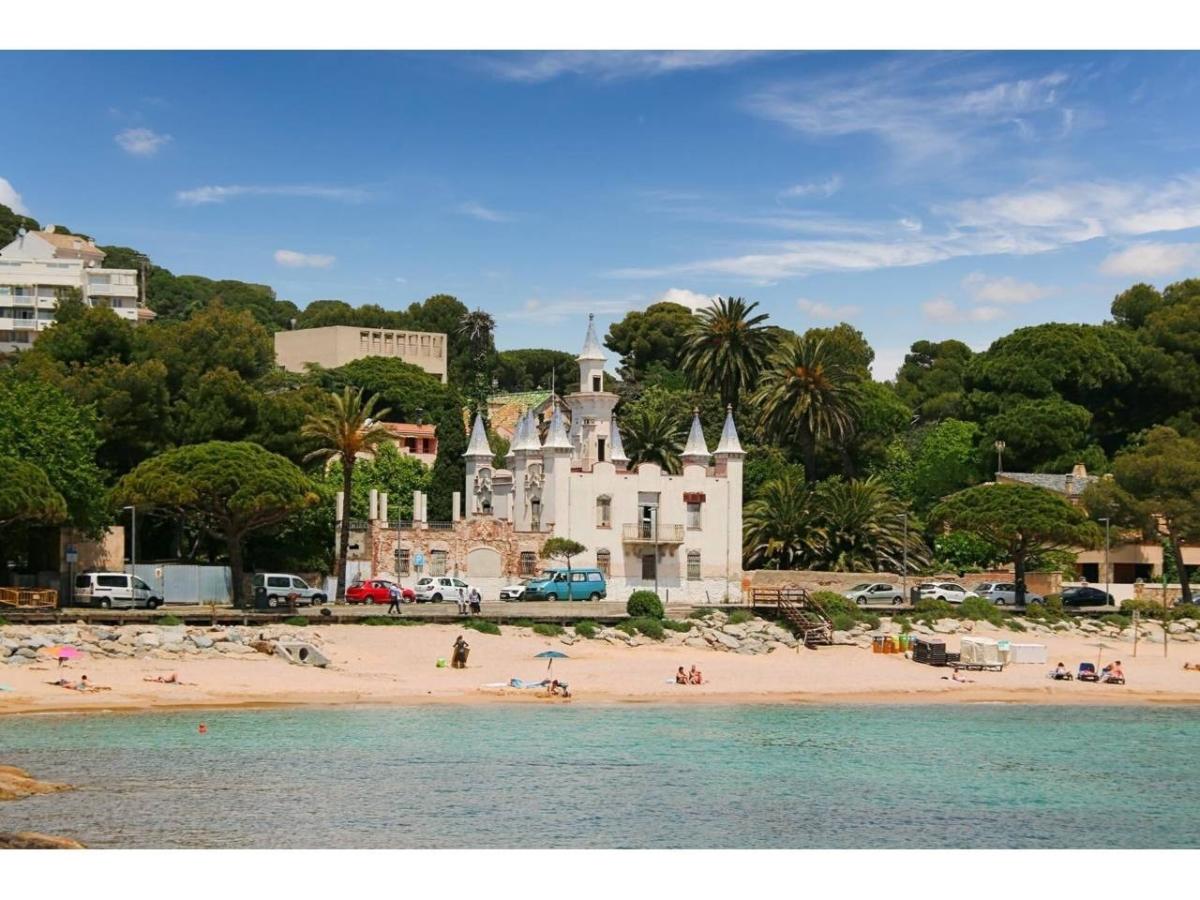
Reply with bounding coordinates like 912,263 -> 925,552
3,654 -> 33,666
190,634 -> 214,649
932,619 -> 959,634
15,647 -> 38,659
708,631 -> 741,651
0,832 -> 85,849
135,633 -> 160,649
1167,622 -> 1189,635
832,630 -> 854,644
683,637 -> 708,650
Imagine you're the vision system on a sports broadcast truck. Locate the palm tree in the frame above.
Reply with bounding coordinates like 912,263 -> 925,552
743,471 -> 824,568
621,406 -> 685,474
813,477 -> 930,573
302,387 -> 393,600
754,334 -> 860,483
681,296 -> 773,410
458,308 -> 497,419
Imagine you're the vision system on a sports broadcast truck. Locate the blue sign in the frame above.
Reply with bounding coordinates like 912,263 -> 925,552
65,544 -> 79,564
413,552 -> 426,568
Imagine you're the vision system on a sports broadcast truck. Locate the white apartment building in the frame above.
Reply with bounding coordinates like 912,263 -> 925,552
0,228 -> 150,352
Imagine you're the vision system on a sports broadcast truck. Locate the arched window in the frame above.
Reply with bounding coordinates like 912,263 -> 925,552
687,550 -> 701,581
596,495 -> 612,528
596,549 -> 611,575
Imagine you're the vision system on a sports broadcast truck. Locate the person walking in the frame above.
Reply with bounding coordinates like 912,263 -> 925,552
386,582 -> 403,616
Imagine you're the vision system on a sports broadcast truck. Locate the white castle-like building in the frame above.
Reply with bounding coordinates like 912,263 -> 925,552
352,315 -> 745,602
463,315 -> 745,598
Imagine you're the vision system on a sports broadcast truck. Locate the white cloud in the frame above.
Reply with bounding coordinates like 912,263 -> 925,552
0,177 -> 29,215
485,51 -> 765,83
457,201 -> 515,223
176,184 -> 369,205
796,297 -> 861,320
962,272 -> 1051,305
744,58 -> 1071,163
657,288 -> 715,311
115,127 -> 172,157
612,172 -> 1200,283
505,296 -> 635,323
780,175 -> 842,199
274,249 -> 335,268
1099,242 -> 1200,278
898,217 -> 923,232
922,297 -> 1005,323
871,346 -> 909,382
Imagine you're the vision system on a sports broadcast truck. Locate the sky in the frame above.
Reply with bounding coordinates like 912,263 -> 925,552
3,50 -> 1200,379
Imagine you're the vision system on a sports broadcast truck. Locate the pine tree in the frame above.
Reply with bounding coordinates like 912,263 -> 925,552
428,396 -> 468,521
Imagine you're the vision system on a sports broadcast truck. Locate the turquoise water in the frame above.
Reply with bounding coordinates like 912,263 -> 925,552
1,704 -> 1197,849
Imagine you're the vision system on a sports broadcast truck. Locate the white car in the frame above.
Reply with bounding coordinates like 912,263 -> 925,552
412,576 -> 476,604
917,582 -> 978,604
843,582 -> 905,605
499,580 -> 528,601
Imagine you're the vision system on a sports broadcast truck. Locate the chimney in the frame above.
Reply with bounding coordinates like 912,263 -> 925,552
1072,463 -> 1088,480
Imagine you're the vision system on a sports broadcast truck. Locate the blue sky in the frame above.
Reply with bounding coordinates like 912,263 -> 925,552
3,50 -> 1200,378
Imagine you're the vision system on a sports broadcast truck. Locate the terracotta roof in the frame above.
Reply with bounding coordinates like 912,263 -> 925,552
380,422 -> 436,438
36,231 -> 103,256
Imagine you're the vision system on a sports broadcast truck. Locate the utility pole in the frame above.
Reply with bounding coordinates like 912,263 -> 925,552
1100,516 -> 1111,605
901,512 -> 909,604
123,505 -> 136,580
994,440 -> 1006,475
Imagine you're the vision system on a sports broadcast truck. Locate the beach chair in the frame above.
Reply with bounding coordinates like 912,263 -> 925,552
1049,668 -> 1073,681
1077,662 -> 1099,683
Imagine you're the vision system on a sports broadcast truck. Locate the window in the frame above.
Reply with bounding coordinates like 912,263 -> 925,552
97,575 -> 126,588
596,549 -> 611,575
641,554 -> 657,580
292,578 -> 309,590
571,572 -> 587,582
530,498 -> 541,530
687,550 -> 701,581
75,575 -> 90,589
430,550 -> 448,576
596,496 -> 612,528
597,437 -> 606,462
268,577 -> 290,588
519,552 -> 537,576
588,572 -> 604,583
396,548 -> 411,575
686,501 -> 702,529
592,374 -> 602,392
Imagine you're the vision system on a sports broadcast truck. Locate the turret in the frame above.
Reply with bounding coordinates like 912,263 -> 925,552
681,408 -> 710,469
609,416 -> 630,469
541,406 -> 573,535
463,412 -> 494,517
577,313 -> 606,394
713,405 -> 745,459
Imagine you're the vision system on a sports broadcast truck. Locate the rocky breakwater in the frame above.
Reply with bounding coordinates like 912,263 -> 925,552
563,610 -> 802,655
0,622 -> 326,665
0,765 -> 84,849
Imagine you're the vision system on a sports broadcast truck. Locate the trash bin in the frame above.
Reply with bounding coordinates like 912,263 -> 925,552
253,585 -> 270,610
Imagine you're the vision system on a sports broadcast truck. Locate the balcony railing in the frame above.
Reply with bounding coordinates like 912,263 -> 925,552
622,522 -> 685,544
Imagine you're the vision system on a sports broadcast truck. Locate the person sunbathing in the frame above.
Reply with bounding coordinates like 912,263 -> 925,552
144,673 -> 180,684
1103,661 -> 1125,683
689,665 -> 704,685
1185,662 -> 1200,671
675,667 -> 688,684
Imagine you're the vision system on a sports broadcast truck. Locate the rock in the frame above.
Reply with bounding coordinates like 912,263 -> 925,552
1168,622 -> 1189,634
559,636 -> 576,646
684,637 -> 708,649
1177,618 -> 1198,630
190,634 -> 214,649
932,619 -> 959,634
117,632 -> 137,646
712,632 -> 741,651
215,641 -> 255,654
765,641 -> 788,653
0,832 -> 86,849
3,654 -> 33,666
832,630 -> 854,644
135,633 -> 160,649
0,765 -> 74,802
14,647 -> 38,659
161,643 -> 187,654
721,623 -> 749,638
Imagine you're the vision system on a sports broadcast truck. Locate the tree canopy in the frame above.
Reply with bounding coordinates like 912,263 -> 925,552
604,301 -> 694,382
0,458 -> 67,530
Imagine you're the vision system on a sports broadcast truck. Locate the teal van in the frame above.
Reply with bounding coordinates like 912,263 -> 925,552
523,568 -> 607,602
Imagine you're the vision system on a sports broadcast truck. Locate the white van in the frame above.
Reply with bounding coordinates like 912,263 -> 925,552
74,572 -> 162,609
251,573 -> 327,607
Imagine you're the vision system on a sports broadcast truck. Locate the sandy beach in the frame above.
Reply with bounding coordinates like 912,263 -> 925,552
4,620 -> 1200,716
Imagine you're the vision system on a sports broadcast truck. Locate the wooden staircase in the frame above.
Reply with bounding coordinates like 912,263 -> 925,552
751,587 -> 833,646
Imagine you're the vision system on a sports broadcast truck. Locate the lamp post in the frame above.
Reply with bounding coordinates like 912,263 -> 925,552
1099,516 -> 1111,605
123,505 -> 136,579
901,512 -> 909,605
994,440 -> 1006,475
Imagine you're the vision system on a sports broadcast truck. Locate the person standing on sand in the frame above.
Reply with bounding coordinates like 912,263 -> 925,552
452,635 -> 470,668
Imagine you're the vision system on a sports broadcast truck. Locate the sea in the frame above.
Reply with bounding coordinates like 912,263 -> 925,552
1,703 -> 1197,849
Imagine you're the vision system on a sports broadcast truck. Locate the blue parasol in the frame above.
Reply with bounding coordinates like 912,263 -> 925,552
535,649 -> 568,671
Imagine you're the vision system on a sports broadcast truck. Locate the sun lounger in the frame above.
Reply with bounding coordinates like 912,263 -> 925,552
1077,662 -> 1099,683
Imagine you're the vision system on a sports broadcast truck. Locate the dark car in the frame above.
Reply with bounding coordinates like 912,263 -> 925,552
1060,586 -> 1115,607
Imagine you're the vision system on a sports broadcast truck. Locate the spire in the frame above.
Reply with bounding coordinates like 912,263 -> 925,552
464,412 -> 492,460
543,405 -> 572,452
512,411 -> 538,453
578,313 -> 605,362
609,416 -> 629,466
681,408 -> 710,467
506,413 -> 524,461
714,404 -> 745,457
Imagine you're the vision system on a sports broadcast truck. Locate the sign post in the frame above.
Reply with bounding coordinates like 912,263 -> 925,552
65,544 -> 78,608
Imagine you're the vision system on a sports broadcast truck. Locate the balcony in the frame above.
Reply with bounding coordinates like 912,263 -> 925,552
622,522 -> 685,545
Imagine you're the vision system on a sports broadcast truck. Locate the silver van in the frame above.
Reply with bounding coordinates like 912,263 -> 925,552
74,572 -> 162,609
251,573 -> 327,607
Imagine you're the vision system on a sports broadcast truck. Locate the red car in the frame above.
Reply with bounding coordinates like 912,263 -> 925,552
345,579 -> 415,604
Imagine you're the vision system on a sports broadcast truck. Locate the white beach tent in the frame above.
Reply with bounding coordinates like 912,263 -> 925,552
959,636 -> 1003,666
1009,643 -> 1048,664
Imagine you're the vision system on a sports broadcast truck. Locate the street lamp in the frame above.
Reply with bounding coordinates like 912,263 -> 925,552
1099,516 -> 1111,605
901,512 -> 909,604
123,505 -> 136,578
994,440 -> 1006,475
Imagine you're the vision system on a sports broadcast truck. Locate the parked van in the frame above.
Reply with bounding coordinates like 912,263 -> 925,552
74,572 -> 162,609
522,568 -> 607,602
251,573 -> 327,607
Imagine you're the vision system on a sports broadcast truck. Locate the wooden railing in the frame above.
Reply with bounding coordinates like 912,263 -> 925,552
0,587 -> 58,609
750,586 -> 833,646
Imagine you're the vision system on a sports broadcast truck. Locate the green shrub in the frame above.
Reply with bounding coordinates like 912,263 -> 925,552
959,596 -> 1005,626
0,616 -> 7,627
155,614 -> 183,626
831,612 -> 856,632
464,618 -> 501,636
1003,616 -> 1027,633
615,620 -> 637,635
627,590 -> 664,619
509,618 -> 535,628
894,615 -> 913,634
913,597 -> 955,624
573,620 -> 598,639
727,609 -> 753,625
531,622 -> 564,636
662,619 -> 692,632
811,591 -> 856,617
629,616 -> 664,640
858,611 -> 881,630
1102,613 -> 1128,628
688,607 -> 715,620
362,616 -> 413,626
283,616 -> 309,627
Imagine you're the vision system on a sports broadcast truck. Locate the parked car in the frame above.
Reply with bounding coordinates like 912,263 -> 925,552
412,576 -> 475,604
252,573 -> 328,608
1060,586 -> 1115,607
499,579 -> 530,601
843,582 -> 905,605
345,579 -> 414,604
972,581 -> 1043,606
522,568 -> 607,602
917,582 -> 978,604
74,572 -> 162,610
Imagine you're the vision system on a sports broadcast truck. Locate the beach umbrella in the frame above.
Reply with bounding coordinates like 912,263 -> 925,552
40,645 -> 81,661
535,650 -> 568,671
1089,641 -> 1113,670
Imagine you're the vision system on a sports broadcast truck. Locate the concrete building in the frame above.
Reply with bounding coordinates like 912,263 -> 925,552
348,315 -> 744,604
377,422 -> 438,467
997,463 -> 1200,583
274,325 -> 448,382
0,227 -> 152,352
